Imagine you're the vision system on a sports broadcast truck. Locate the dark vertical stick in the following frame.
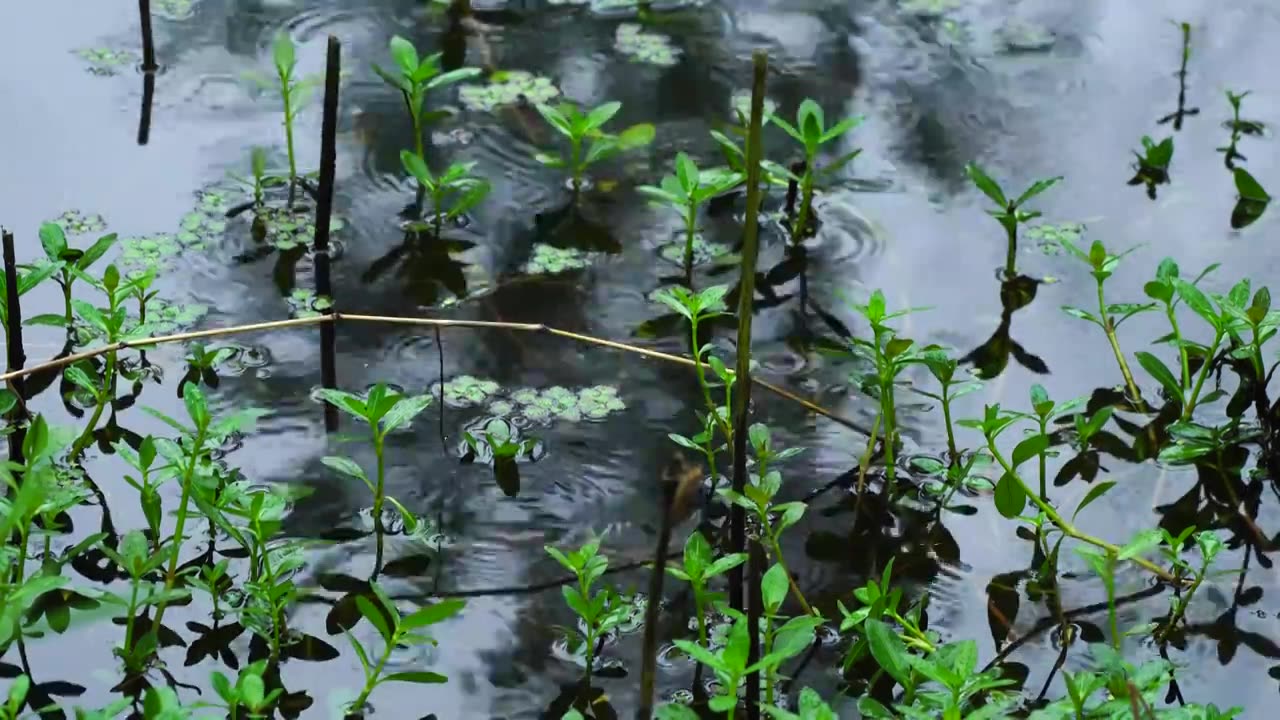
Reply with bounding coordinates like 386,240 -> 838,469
137,72 -> 155,146
3,230 -> 28,471
636,480 -> 674,720
732,51 -> 769,720
138,0 -> 157,71
315,36 -> 341,433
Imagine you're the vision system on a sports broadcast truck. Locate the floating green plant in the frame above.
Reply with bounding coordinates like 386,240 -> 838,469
51,210 -> 107,236
260,206 -> 345,251
435,375 -> 502,407
659,234 -> 732,267
153,0 -> 196,21
997,19 -> 1056,52
75,47 -> 137,75
523,243 -> 593,275
511,384 -> 625,423
285,288 -> 332,319
459,70 -> 560,113
1025,221 -> 1084,255
900,0 -> 961,18
614,24 -> 681,67
120,233 -> 183,271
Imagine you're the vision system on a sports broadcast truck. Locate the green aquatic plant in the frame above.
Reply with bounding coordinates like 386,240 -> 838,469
463,417 -> 536,462
373,36 -> 481,162
1128,135 -> 1175,199
664,531 -> 745,652
846,290 -> 935,491
74,47 -> 137,75
246,32 -> 321,202
1217,89 -> 1265,169
1028,650 -> 1241,719
30,221 -> 117,329
638,152 -> 743,275
1058,237 -> 1149,406
400,150 -> 491,237
614,23 -> 681,66
769,99 -> 864,241
522,243 -> 594,275
545,538 -> 630,681
459,70 -> 560,113
318,383 -> 434,531
98,530 -> 182,676
344,581 -> 465,713
533,100 -> 656,192
965,162 -> 1061,276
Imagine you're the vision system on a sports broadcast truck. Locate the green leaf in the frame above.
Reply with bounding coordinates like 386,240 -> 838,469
1118,528 -> 1162,561
388,35 -> 420,74
355,596 -> 394,643
965,162 -> 1007,207
671,639 -> 727,672
321,455 -> 367,482
761,563 -> 788,612
617,123 -> 656,150
315,388 -> 368,421
77,233 -> 119,271
655,705 -> 700,720
821,115 -> 863,143
39,222 -> 68,261
1072,481 -> 1117,522
1234,167 -> 1270,201
1174,279 -> 1219,330
674,152 -> 699,195
1011,434 -> 1049,467
1061,305 -> 1101,326
17,262 -> 61,296
400,599 -> 465,630
271,31 -> 296,73
994,472 -> 1026,518
1014,176 -> 1063,207
864,618 -> 911,687
71,299 -> 109,334
400,150 -> 433,187
426,67 -> 482,90
182,382 -> 209,430
381,671 -> 448,685
1134,351 -> 1183,402
584,101 -> 622,131
535,103 -> 573,138
381,394 -> 433,434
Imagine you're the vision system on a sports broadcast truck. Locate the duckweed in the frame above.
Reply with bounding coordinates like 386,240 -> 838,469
51,209 -> 107,235
154,0 -> 196,21
285,288 -> 333,319
523,243 -> 593,275
512,384 -> 625,423
261,206 -> 346,251
459,70 -> 560,113
659,233 -> 731,267
900,0 -> 960,18
998,19 -> 1056,52
1026,221 -> 1084,254
614,24 -> 681,67
120,233 -> 183,271
436,375 -> 503,407
75,47 -> 137,75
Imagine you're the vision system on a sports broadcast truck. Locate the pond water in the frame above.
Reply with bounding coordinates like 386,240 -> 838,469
2,0 -> 1280,717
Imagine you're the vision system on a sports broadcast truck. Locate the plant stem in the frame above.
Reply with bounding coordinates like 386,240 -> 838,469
352,634 -> 395,710
1097,280 -> 1144,408
151,422 -> 209,637
941,388 -> 959,466
693,587 -> 708,648
374,433 -> 386,532
280,79 -> 298,202
70,350 -> 117,462
570,138 -> 582,192
1038,417 -> 1049,502
683,203 -> 697,281
124,577 -> 140,662
791,168 -> 815,244
1183,327 -> 1225,420
986,438 -> 1178,583
881,379 -> 898,489
1165,305 -> 1191,390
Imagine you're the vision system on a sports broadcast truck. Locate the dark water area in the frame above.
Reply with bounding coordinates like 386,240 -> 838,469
2,0 -> 1280,717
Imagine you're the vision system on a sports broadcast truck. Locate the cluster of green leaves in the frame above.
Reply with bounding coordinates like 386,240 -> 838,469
373,35 -> 479,160
533,100 -> 655,191
400,150 -> 491,237
639,153 -> 742,275
545,538 -> 631,678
